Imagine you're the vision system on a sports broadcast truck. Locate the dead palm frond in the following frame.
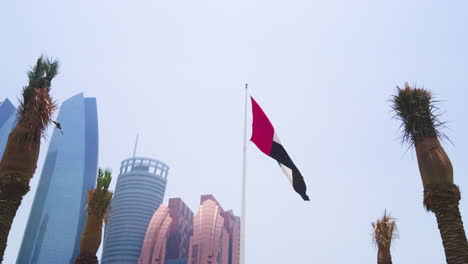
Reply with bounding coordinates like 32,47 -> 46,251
391,82 -> 448,147
372,211 -> 398,250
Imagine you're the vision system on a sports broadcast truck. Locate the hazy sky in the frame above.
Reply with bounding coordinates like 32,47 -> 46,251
2,0 -> 468,263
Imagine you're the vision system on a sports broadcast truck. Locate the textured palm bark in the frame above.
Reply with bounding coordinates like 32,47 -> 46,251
425,184 -> 468,264
74,253 -> 98,264
75,215 -> 102,264
0,126 -> 40,262
377,248 -> 392,264
79,215 -> 102,255
0,193 -> 22,263
0,126 -> 40,184
415,137 -> 453,186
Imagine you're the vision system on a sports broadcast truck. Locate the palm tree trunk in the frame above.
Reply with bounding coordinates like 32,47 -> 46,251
0,126 -> 40,261
0,126 -> 40,182
0,192 -> 23,263
75,215 -> 102,264
377,248 -> 392,264
425,184 -> 468,263
74,253 -> 98,264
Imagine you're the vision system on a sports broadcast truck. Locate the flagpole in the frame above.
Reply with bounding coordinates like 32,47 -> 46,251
240,83 -> 248,264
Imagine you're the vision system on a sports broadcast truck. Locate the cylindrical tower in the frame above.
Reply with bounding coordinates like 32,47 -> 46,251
101,157 -> 169,264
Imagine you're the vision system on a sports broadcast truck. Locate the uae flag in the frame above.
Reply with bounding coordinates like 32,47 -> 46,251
250,96 -> 309,201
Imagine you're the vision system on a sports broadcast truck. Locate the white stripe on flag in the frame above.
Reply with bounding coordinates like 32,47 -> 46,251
273,132 -> 281,144
279,163 -> 293,184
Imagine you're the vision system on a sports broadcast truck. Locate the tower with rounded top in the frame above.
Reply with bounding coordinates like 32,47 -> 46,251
101,157 -> 169,264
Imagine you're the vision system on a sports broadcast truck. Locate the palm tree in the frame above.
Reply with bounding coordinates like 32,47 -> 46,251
372,211 -> 398,264
0,56 -> 59,262
75,168 -> 113,264
392,82 -> 468,263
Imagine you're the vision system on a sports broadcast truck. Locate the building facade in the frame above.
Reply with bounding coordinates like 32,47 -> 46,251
139,198 -> 193,264
188,195 -> 240,264
16,93 -> 99,264
221,210 -> 241,264
0,98 -> 17,157
101,157 -> 169,264
139,195 -> 240,264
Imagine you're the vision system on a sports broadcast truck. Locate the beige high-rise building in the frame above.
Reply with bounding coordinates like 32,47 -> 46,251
188,195 -> 240,264
139,198 -> 193,264
139,195 -> 240,264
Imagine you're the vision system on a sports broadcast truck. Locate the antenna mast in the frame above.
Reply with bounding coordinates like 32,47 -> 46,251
133,133 -> 139,158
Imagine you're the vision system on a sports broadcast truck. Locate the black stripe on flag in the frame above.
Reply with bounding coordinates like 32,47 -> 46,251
270,141 -> 309,201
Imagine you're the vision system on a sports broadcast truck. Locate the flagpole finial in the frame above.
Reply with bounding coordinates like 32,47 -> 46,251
245,83 -> 248,90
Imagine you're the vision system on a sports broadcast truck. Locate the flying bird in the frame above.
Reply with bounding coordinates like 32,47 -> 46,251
52,120 -> 63,134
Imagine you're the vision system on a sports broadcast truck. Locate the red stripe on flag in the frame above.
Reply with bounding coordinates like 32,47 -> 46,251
250,96 -> 275,155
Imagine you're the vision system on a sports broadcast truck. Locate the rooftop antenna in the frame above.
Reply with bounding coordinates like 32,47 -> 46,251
133,133 -> 139,158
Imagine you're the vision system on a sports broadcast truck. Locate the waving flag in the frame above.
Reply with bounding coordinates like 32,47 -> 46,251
250,96 -> 309,201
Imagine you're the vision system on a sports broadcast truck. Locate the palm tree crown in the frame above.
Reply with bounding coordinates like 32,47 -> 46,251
19,56 -> 59,138
391,82 -> 446,146
88,168 -> 113,220
372,211 -> 398,251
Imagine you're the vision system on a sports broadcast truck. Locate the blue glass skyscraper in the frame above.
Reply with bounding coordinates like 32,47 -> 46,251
0,99 -> 17,157
101,157 -> 169,264
16,93 -> 99,264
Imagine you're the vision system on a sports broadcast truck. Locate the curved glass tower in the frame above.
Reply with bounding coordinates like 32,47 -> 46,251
0,98 -> 17,157
16,93 -> 99,264
101,157 -> 169,264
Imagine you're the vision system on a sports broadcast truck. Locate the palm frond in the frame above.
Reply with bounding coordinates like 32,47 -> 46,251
20,86 -> 34,109
88,168 -> 113,220
96,168 -> 112,190
45,58 -> 59,85
28,56 -> 45,85
18,56 -> 59,137
391,82 -> 447,146
372,210 -> 398,250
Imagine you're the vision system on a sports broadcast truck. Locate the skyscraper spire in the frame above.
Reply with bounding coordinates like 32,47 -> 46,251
133,133 -> 139,158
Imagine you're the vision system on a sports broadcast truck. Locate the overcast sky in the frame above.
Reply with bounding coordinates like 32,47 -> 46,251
2,0 -> 468,263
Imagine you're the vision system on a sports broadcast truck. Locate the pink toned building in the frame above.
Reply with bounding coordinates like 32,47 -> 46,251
139,195 -> 240,264
222,210 -> 240,264
188,195 -> 240,264
139,198 -> 193,264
